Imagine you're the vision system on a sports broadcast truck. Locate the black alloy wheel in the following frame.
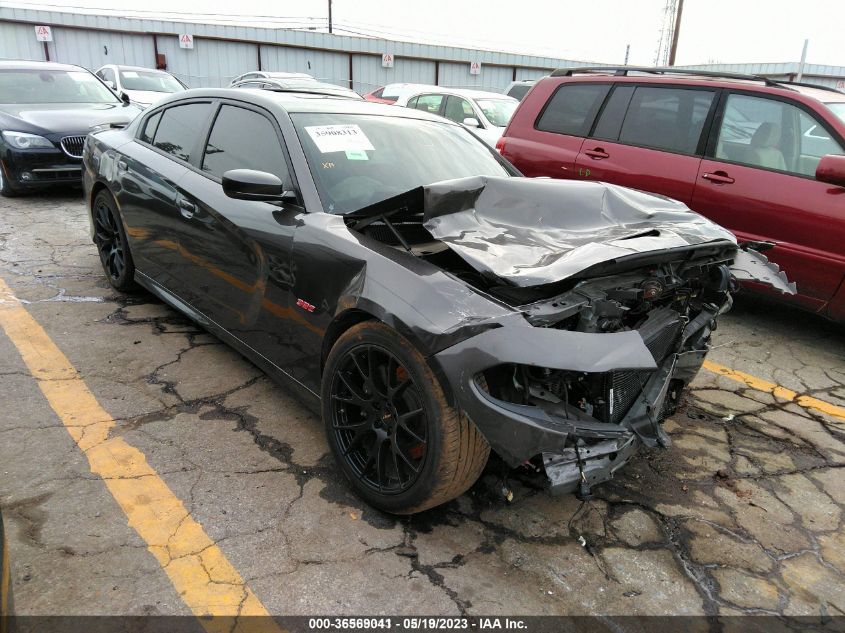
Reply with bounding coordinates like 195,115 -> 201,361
329,343 -> 428,494
92,191 -> 138,292
322,321 -> 490,514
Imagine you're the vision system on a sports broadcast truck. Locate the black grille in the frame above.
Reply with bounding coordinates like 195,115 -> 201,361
600,308 -> 683,424
60,136 -> 86,158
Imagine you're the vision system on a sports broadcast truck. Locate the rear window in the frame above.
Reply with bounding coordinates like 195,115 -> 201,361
535,83 -> 610,137
151,102 -> 212,162
507,84 -> 532,100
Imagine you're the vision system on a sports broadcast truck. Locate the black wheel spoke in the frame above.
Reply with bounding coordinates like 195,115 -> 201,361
394,442 -> 421,474
337,370 -> 370,403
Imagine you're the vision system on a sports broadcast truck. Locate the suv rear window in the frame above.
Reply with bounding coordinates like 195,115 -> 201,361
535,83 -> 610,136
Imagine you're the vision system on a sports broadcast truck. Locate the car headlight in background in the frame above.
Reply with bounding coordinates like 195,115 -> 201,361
1,131 -> 54,149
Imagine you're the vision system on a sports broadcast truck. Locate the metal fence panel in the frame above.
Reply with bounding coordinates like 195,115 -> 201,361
0,22 -> 46,62
351,54 -> 436,94
438,61 -> 512,92
259,45 -> 349,87
47,27 -> 154,71
516,68 -> 548,81
158,37 -> 257,88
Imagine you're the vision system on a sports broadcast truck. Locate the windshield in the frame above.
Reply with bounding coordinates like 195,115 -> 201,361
119,70 -> 184,93
827,103 -> 845,125
475,98 -> 518,127
0,69 -> 119,104
292,113 -> 511,214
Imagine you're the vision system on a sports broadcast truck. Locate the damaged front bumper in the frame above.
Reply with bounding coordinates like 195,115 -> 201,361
434,310 -> 714,495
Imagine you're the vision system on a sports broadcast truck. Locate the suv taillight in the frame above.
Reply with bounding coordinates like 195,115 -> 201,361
495,136 -> 506,155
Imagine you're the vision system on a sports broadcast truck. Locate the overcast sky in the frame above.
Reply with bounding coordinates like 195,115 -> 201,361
7,0 -> 844,66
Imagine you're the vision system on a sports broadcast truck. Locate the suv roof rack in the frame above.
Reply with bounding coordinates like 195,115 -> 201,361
550,66 -> 787,87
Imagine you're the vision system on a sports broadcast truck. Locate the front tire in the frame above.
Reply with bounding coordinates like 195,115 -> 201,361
322,321 -> 489,514
92,190 -> 138,292
0,163 -> 19,197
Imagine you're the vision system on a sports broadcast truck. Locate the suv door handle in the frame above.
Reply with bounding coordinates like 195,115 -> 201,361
701,171 -> 735,185
177,198 -> 196,219
584,147 -> 610,159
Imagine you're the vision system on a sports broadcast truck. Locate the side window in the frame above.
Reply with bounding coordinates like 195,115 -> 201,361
716,93 -> 844,177
406,96 -> 418,109
444,96 -> 475,124
201,105 -> 289,182
99,68 -> 116,86
414,94 -> 444,115
536,83 -> 610,137
618,86 -> 714,154
371,87 -> 384,98
152,102 -> 213,163
140,111 -> 162,144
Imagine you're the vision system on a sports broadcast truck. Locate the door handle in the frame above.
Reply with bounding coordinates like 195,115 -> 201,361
701,171 -> 735,185
177,198 -> 196,219
584,147 -> 610,160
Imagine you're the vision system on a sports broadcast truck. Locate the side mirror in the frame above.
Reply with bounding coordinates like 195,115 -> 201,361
462,117 -> 480,128
816,154 -> 845,188
222,169 -> 294,202
104,80 -> 116,90
120,91 -> 131,105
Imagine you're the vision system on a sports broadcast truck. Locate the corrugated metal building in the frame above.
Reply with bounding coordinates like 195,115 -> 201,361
0,6 -> 595,92
677,62 -> 845,91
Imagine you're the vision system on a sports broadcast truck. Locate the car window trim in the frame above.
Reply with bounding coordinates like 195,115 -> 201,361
134,98 -> 216,168
195,98 -> 302,204
703,88 -> 845,182
585,82 -> 720,158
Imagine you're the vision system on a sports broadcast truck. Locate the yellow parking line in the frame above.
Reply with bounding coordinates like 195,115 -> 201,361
0,277 -> 282,632
702,359 -> 845,421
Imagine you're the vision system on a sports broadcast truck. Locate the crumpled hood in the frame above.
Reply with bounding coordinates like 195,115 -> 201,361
418,176 -> 737,286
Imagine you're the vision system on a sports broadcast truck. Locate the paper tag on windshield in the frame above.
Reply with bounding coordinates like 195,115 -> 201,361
122,71 -> 139,78
305,124 -> 374,154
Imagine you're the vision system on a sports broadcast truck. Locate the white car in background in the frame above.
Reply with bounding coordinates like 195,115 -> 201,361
95,64 -> 187,109
229,71 -> 314,86
396,87 -> 519,147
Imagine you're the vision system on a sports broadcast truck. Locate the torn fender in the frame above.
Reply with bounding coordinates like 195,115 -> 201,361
730,248 -> 797,295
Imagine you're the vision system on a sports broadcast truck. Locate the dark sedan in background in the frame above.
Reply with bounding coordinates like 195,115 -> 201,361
82,88 -> 790,514
0,60 -> 141,196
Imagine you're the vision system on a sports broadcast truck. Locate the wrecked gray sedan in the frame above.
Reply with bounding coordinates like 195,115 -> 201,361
84,92 -> 792,514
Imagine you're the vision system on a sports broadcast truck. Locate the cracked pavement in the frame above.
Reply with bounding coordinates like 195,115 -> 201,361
1,189 -> 844,619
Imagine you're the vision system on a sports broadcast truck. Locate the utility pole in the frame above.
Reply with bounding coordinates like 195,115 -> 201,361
668,0 -> 684,65
797,39 -> 809,81
624,44 -> 630,66
328,0 -> 333,34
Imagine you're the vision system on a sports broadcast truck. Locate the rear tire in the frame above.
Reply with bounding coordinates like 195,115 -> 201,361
322,321 -> 489,514
92,190 -> 139,293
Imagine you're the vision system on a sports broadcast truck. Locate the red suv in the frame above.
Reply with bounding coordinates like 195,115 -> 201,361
498,67 -> 845,319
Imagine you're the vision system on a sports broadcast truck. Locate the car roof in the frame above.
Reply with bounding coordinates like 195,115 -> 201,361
0,59 -> 86,72
547,68 -> 845,103
102,64 -> 172,74
159,88 -> 461,122
405,86 -> 516,101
